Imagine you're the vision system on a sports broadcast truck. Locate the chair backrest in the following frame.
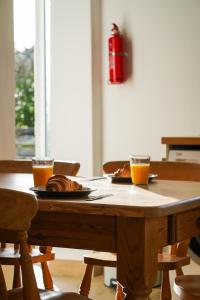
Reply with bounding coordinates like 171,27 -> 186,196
103,161 -> 128,174
0,159 -> 80,176
0,189 -> 38,232
0,188 -> 40,300
150,161 -> 200,181
103,160 -> 200,181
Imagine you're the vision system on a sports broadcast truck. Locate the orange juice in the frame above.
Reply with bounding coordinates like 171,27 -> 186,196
32,165 -> 53,187
130,164 -> 150,185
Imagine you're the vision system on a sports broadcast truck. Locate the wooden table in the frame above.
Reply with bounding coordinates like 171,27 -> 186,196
0,173 -> 200,300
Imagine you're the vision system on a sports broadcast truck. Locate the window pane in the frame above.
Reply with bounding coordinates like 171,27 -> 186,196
14,0 -> 35,158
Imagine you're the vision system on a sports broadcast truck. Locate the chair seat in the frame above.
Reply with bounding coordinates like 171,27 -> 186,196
84,252 -> 117,267
0,247 -> 55,265
157,253 -> 190,270
8,288 -> 92,300
174,275 -> 200,300
84,252 -> 190,271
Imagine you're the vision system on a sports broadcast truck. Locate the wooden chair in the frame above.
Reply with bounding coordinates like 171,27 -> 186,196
0,159 -> 80,176
80,161 -> 200,299
103,160 -> 200,181
0,159 -> 80,291
174,275 -> 200,300
0,188 -> 91,300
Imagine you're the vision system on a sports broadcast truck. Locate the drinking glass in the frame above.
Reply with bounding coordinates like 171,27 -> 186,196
32,157 -> 54,187
129,155 -> 150,185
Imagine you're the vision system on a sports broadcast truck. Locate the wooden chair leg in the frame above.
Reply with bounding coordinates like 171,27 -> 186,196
176,267 -> 184,276
0,263 -> 7,299
115,282 -> 124,300
160,270 -> 172,300
20,238 -> 40,300
41,261 -> 54,290
79,264 -> 94,297
13,265 -> 21,288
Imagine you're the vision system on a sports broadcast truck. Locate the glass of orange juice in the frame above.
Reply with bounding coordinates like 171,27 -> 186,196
129,155 -> 150,185
32,157 -> 54,187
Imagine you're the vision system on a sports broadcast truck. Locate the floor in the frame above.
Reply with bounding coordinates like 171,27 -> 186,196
3,250 -> 200,299
47,256 -> 200,299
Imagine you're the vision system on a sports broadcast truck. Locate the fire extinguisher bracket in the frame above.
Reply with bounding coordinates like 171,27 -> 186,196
109,51 -> 128,57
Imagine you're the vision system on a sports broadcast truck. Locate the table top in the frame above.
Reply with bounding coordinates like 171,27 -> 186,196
0,173 -> 200,218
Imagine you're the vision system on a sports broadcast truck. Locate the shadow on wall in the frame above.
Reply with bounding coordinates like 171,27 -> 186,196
124,31 -> 133,82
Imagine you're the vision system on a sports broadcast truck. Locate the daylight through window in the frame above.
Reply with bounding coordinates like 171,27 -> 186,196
14,0 -> 35,158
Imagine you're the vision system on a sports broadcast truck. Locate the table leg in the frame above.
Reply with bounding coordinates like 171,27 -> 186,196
117,216 -> 168,300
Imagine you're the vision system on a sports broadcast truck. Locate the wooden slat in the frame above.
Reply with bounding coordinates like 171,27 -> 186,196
150,161 -> 200,181
0,160 -> 80,176
161,137 -> 200,145
103,160 -> 200,181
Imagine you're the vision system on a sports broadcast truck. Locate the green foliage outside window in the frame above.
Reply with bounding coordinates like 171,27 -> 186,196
15,47 -> 34,128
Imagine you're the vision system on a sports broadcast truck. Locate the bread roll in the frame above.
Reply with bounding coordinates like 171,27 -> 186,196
46,174 -> 82,192
114,163 -> 131,177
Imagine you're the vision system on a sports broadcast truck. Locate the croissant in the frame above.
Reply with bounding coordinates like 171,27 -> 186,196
114,163 -> 131,177
46,174 -> 82,192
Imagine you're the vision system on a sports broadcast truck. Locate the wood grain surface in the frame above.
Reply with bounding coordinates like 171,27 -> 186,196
0,173 -> 200,300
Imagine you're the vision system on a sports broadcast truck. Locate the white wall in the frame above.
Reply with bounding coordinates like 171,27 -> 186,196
0,0 -> 16,159
102,0 -> 200,162
49,0 -> 93,176
49,0 -> 200,175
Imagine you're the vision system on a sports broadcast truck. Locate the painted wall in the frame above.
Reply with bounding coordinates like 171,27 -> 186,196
0,0 -> 200,172
49,0 -> 93,176
101,0 -> 200,162
0,0 -> 15,159
49,0 -> 200,175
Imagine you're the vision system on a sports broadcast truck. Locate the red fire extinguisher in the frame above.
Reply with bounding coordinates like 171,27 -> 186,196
109,23 -> 127,84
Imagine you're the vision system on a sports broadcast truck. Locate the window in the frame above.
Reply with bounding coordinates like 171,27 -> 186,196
14,0 -> 35,158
